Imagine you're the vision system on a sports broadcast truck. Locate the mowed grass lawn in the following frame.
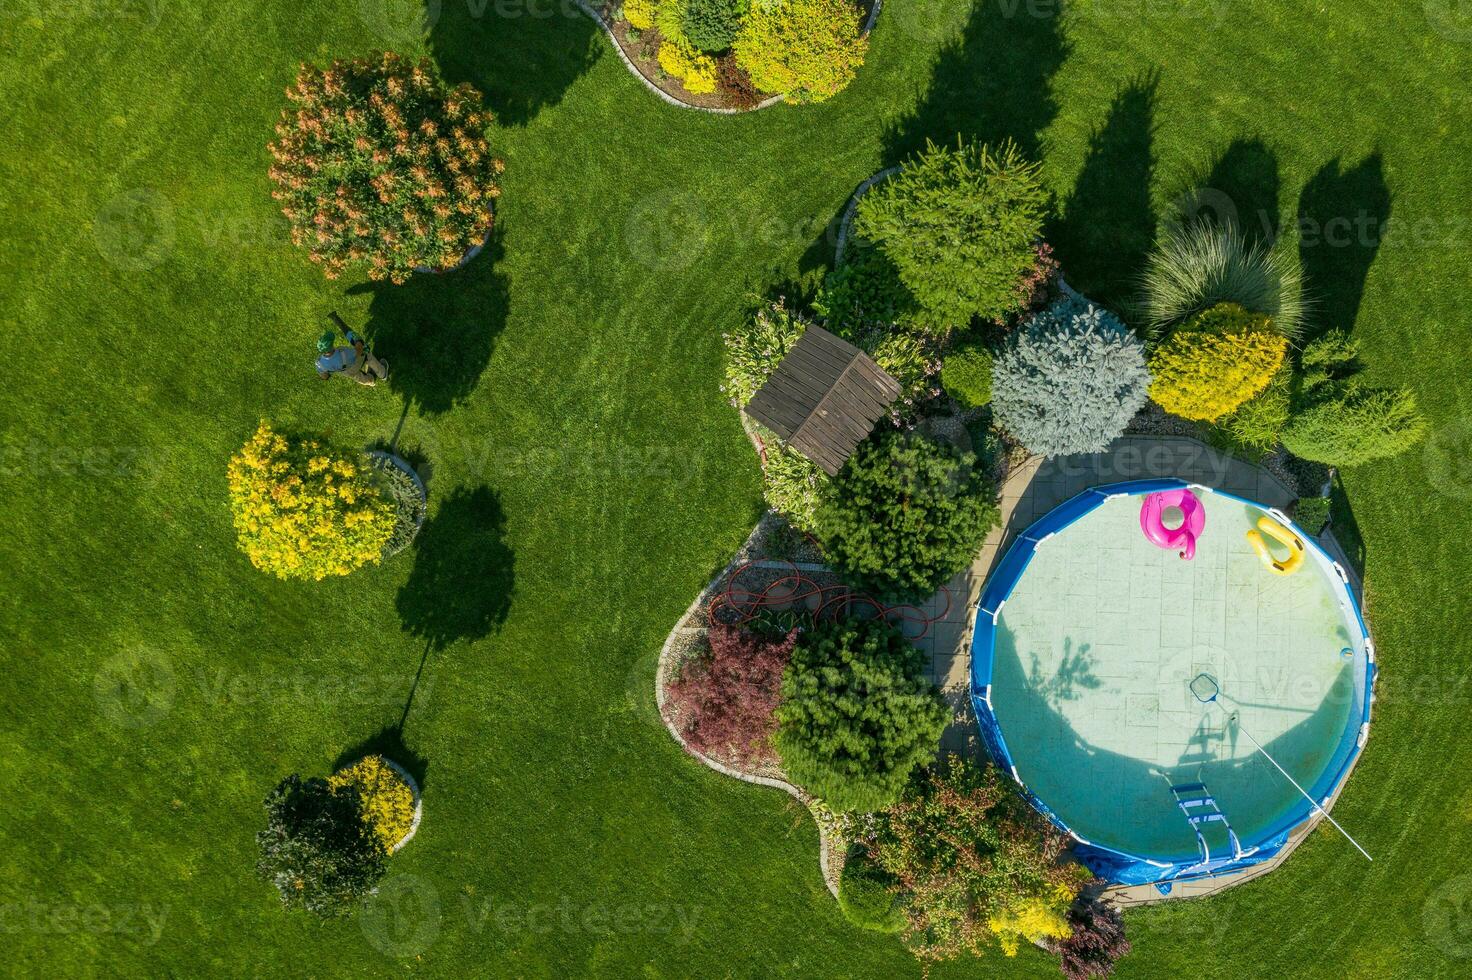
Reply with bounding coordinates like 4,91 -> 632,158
2,1 -> 1471,976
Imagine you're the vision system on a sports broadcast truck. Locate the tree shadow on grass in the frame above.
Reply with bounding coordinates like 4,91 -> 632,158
881,0 -> 1070,167
1052,72 -> 1159,307
1295,153 -> 1390,339
1168,137 -> 1282,243
348,236 -> 509,417
396,485 -> 516,652
334,725 -> 430,793
427,0 -> 599,128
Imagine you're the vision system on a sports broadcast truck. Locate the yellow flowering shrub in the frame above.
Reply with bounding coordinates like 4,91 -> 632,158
734,0 -> 868,103
987,889 -> 1075,956
330,755 -> 416,850
1148,303 -> 1288,422
623,0 -> 655,29
657,38 -> 719,94
226,422 -> 395,581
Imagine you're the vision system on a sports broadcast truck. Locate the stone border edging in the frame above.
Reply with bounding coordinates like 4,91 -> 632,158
381,757 -> 424,854
654,517 -> 843,898
832,166 -> 899,266
366,450 -> 428,558
575,0 -> 881,115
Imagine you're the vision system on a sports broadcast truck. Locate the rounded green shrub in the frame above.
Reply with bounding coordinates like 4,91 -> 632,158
734,0 -> 868,102
941,340 -> 993,409
1139,219 -> 1305,337
991,295 -> 1150,456
682,0 -> 749,51
1218,364 -> 1291,452
815,244 -> 921,337
839,850 -> 906,933
854,139 -> 1049,331
817,430 -> 1000,601
1281,384 -> 1426,466
773,619 -> 947,813
256,775 -> 386,917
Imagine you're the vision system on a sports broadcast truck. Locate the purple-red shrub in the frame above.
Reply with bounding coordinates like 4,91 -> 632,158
1058,897 -> 1131,979
667,625 -> 797,767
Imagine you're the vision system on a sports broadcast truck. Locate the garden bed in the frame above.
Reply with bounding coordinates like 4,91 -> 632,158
584,0 -> 879,113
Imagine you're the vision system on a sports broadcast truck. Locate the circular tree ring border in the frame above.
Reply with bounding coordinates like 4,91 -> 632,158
575,0 -> 883,114
366,450 -> 427,557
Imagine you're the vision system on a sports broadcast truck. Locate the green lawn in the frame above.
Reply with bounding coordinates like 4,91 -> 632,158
3,1 -> 1472,976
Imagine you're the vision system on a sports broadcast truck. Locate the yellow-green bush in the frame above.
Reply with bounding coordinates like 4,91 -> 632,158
226,422 -> 395,581
988,888 -> 1076,957
734,0 -> 867,102
623,0 -> 655,29
1148,303 -> 1287,422
330,755 -> 416,850
658,38 -> 719,94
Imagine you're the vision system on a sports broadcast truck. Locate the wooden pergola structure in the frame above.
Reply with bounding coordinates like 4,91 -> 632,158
743,326 -> 901,476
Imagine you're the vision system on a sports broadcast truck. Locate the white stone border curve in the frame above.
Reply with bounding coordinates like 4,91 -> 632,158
654,518 -> 842,897
575,0 -> 882,115
380,757 -> 424,854
832,165 -> 899,266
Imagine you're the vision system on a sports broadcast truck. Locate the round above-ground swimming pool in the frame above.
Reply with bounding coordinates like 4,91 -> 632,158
969,479 -> 1375,888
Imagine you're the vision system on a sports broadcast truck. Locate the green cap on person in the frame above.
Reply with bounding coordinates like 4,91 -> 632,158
317,330 -> 336,353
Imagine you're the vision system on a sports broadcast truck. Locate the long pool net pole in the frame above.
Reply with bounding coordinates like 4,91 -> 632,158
1189,673 -> 1372,862
1224,708 -> 1373,862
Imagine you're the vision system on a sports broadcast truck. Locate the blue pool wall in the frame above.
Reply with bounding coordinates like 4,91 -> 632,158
968,479 -> 1376,887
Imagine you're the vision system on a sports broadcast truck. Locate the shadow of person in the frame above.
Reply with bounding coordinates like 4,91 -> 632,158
881,0 -> 1070,167
348,235 -> 509,416
426,0 -> 599,128
1052,72 -> 1159,306
1295,153 -> 1390,338
396,485 -> 516,651
334,725 -> 430,792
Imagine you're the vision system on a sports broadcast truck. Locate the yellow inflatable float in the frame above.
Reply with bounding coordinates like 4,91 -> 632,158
1246,515 -> 1305,576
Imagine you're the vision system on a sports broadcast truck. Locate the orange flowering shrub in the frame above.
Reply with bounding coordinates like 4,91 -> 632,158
268,53 -> 503,284
226,422 -> 395,581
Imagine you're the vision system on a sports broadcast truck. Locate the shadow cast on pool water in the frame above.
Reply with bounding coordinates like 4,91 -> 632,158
989,625 -> 1357,862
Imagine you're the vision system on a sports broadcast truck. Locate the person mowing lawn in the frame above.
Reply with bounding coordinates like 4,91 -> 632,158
316,312 -> 389,386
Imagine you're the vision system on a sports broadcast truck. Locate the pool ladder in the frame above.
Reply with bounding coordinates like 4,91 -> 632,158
1170,782 -> 1252,873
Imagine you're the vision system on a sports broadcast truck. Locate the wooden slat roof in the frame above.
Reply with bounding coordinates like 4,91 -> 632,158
744,326 -> 902,476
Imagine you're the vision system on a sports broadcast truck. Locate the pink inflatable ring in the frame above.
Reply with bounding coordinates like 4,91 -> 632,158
1140,488 -> 1206,560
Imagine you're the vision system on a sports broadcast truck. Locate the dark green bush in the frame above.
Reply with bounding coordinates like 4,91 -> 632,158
839,849 -> 906,933
255,775 -> 386,917
817,430 -> 999,600
1292,495 -> 1331,535
815,244 -> 921,338
1281,384 -> 1426,466
682,0 -> 748,51
773,619 -> 947,812
941,339 -> 993,408
854,139 -> 1048,331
